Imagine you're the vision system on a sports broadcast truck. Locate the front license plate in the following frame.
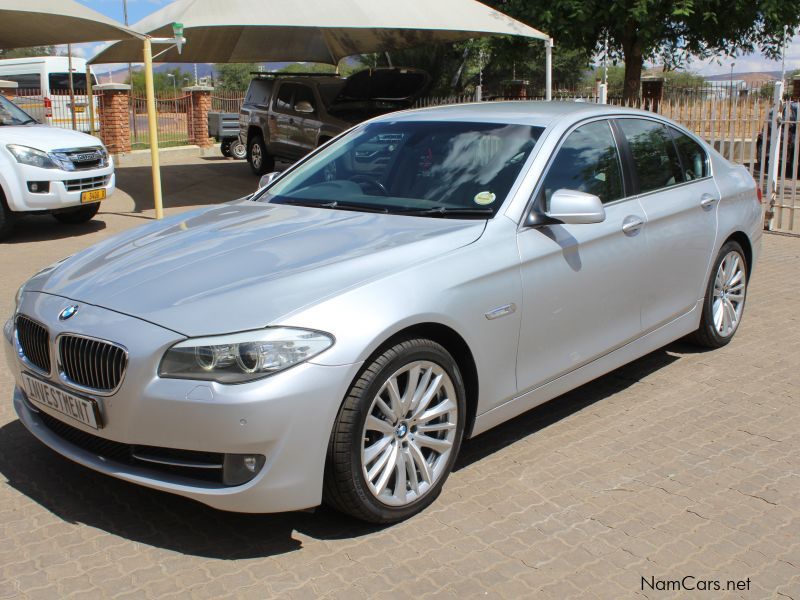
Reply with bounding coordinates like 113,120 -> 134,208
80,188 -> 106,203
73,106 -> 86,113
21,373 -> 102,429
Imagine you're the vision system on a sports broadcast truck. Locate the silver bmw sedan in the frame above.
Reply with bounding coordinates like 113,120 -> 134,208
5,102 -> 762,523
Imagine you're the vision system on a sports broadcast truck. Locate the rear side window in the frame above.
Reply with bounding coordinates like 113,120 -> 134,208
539,120 -> 624,207
618,119 -> 683,193
244,79 -> 273,105
274,84 -> 294,112
0,73 -> 41,91
670,127 -> 709,180
48,72 -> 92,91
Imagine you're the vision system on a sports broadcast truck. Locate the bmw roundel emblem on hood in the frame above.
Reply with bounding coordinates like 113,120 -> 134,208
59,305 -> 79,320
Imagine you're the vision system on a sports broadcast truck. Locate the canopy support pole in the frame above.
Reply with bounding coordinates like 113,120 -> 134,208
545,38 -> 553,101
86,66 -> 96,136
143,36 -> 164,220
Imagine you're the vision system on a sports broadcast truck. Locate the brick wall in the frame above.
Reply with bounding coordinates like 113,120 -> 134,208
95,84 -> 131,155
184,86 -> 214,147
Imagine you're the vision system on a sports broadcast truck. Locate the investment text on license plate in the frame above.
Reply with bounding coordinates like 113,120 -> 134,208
22,373 -> 101,429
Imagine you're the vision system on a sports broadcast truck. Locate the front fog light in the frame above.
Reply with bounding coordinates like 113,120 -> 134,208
223,453 -> 266,486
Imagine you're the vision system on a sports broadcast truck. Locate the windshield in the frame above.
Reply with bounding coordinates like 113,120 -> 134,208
0,95 -> 36,126
260,120 -> 543,217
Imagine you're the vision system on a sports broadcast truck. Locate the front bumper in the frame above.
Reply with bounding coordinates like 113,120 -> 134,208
5,292 -> 361,513
2,162 -> 115,213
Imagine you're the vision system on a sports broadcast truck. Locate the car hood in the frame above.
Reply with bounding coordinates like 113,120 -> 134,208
27,200 -> 485,337
0,125 -> 103,151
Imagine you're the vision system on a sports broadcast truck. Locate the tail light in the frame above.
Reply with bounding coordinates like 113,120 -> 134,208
756,187 -> 763,204
43,97 -> 52,118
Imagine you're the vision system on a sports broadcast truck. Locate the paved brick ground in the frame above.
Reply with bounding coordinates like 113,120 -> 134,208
0,160 -> 798,598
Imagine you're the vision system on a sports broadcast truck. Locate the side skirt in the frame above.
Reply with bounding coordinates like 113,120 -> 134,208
471,301 -> 702,437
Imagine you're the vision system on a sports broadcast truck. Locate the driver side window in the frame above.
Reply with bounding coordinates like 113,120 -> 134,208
539,120 -> 624,210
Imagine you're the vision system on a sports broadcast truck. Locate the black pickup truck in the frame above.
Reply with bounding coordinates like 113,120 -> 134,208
238,68 -> 429,175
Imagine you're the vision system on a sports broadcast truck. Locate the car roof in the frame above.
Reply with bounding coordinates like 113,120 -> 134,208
374,101 -> 664,128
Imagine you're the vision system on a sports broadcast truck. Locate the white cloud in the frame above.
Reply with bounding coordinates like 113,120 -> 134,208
693,35 -> 800,76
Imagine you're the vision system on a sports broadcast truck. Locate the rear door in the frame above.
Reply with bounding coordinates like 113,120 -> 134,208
292,83 -> 323,154
515,119 -> 648,397
614,118 -> 718,331
271,82 -> 299,158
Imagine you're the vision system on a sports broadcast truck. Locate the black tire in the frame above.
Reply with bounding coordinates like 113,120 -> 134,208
220,140 -> 232,157
230,140 -> 247,160
323,338 -> 466,524
247,134 -> 274,176
0,198 -> 14,241
689,240 -> 748,348
52,202 -> 100,224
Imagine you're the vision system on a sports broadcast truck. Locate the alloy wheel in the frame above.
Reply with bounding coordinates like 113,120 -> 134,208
360,360 -> 458,507
712,250 -> 746,337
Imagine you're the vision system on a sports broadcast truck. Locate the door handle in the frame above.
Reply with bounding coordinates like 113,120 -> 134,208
700,194 -> 718,210
622,216 -> 644,236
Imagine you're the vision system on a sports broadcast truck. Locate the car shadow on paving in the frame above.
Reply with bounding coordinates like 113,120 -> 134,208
0,343 -> 694,560
1,217 -> 107,244
116,161 -> 258,214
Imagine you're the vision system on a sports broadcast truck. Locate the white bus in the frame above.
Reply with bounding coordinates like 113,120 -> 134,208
0,56 -> 101,133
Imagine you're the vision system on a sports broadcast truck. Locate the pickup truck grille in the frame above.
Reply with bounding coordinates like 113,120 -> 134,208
64,175 -> 110,192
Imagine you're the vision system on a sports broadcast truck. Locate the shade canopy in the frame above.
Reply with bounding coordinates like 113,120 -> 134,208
0,0 -> 139,49
90,0 -> 548,64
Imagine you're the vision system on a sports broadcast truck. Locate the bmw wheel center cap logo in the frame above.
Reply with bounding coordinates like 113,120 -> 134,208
59,305 -> 79,320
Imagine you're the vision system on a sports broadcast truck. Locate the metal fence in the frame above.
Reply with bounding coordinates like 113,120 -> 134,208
129,90 -> 191,150
211,91 -> 246,113
10,89 -> 99,133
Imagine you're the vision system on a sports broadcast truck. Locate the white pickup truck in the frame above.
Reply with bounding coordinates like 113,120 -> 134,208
0,93 -> 114,240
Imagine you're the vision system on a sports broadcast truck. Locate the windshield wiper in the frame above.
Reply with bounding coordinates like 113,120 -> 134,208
277,199 -> 389,213
397,207 -> 494,218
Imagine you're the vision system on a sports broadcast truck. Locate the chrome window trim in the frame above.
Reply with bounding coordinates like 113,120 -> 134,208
518,113 -> 717,229
55,332 -> 129,397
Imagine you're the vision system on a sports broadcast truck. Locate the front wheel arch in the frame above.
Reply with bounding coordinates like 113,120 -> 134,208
342,322 -> 479,442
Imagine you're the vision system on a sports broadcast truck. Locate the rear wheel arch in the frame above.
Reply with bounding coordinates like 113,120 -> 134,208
723,231 -> 753,280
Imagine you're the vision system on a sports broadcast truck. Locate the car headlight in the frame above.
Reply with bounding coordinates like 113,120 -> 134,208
159,327 -> 334,384
6,144 -> 59,169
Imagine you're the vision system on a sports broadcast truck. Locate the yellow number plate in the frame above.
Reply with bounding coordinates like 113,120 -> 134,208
80,189 -> 106,203
73,106 -> 86,113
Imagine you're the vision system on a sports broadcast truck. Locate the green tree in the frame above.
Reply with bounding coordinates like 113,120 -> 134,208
213,63 -> 259,91
486,0 -> 800,102
126,67 -> 193,95
0,46 -> 56,59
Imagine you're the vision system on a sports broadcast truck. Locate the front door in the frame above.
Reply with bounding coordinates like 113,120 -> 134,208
516,119 -> 648,395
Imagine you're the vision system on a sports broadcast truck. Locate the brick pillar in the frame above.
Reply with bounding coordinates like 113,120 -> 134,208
184,86 -> 214,147
94,83 -> 131,155
0,79 -> 18,99
792,76 -> 800,101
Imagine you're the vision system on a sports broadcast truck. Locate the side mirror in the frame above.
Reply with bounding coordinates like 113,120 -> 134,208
546,189 -> 606,224
294,100 -> 314,114
257,171 -> 280,190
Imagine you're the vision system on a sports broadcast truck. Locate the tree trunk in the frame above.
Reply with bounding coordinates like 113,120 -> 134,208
621,21 -> 644,104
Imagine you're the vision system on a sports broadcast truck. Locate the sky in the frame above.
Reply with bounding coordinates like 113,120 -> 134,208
70,0 -> 800,77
